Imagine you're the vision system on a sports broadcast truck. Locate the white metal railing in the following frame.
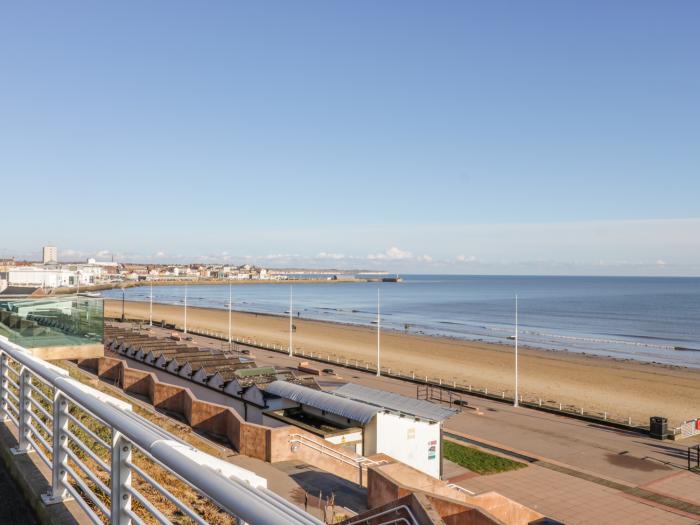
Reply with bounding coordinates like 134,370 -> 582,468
447,483 -> 475,495
289,432 -> 387,487
289,433 -> 385,469
672,418 -> 700,438
343,505 -> 418,525
0,336 -> 324,525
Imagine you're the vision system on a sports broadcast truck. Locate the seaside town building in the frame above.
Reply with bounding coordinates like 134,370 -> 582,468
4,264 -> 107,288
42,245 -> 57,264
1,248 -> 355,294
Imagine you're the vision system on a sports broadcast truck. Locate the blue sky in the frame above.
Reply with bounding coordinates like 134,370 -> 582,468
1,2 -> 698,275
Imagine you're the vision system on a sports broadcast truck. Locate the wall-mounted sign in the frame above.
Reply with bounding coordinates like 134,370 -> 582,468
428,440 -> 437,460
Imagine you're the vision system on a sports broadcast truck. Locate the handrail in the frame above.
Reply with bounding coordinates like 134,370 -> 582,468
343,504 -> 418,525
0,336 -> 324,525
447,482 -> 475,495
289,432 -> 386,469
290,434 -> 363,469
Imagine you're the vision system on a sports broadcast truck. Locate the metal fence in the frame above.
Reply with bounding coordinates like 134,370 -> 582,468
0,336 -> 323,525
673,419 -> 700,439
232,338 -> 648,432
115,317 -> 651,433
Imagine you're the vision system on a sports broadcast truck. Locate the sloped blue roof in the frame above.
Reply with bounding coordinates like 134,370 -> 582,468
265,381 -> 379,424
333,383 -> 456,422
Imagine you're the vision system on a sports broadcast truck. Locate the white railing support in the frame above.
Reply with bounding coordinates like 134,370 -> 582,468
43,392 -> 70,504
111,431 -> 133,525
0,353 -> 9,422
12,366 -> 33,455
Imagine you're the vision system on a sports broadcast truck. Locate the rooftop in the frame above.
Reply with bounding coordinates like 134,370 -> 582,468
265,381 -> 379,424
333,383 -> 457,422
264,380 -> 455,424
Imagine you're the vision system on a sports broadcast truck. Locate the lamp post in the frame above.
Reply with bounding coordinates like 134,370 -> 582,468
183,284 -> 188,334
228,282 -> 232,345
149,283 -> 153,327
121,287 -> 125,322
288,285 -> 293,357
376,287 -> 381,377
514,294 -> 519,408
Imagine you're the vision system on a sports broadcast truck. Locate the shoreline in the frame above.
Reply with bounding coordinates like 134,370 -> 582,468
104,299 -> 700,426
104,294 -> 696,371
54,278 -> 372,295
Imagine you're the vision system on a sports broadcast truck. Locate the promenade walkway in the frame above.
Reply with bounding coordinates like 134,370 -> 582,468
112,324 -> 700,524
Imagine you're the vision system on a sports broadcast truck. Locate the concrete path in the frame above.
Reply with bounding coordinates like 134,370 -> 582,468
273,460 -> 367,514
456,463 -> 697,525
231,456 -> 366,521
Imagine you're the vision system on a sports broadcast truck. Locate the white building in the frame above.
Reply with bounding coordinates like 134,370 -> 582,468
76,264 -> 105,284
87,258 -> 118,268
7,264 -> 105,289
42,246 -> 58,264
261,382 -> 455,478
8,267 -> 74,288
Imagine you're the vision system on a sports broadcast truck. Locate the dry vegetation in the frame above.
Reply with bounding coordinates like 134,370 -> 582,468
5,357 -> 238,524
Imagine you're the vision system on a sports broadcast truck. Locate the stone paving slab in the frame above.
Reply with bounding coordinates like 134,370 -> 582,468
447,428 -> 700,518
457,464 -> 697,525
641,470 -> 700,507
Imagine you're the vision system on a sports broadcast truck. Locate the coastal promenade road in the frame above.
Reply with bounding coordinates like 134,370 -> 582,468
250,343 -> 692,485
140,324 -> 693,485
115,324 -> 700,523
244,340 -> 700,524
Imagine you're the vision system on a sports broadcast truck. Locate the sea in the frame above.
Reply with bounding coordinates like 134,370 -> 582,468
103,275 -> 700,368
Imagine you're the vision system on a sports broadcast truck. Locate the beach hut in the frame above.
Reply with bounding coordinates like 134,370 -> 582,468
262,381 -> 456,478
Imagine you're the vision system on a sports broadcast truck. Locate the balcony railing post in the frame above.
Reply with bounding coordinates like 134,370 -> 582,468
111,430 -> 133,525
11,366 -> 33,454
0,352 -> 9,422
43,392 -> 70,504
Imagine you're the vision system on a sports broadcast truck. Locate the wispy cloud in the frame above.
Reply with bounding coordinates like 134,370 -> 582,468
316,252 -> 346,260
7,218 -> 700,276
367,246 -> 414,260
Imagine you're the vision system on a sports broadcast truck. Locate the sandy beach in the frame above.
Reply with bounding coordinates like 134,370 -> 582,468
105,299 -> 700,426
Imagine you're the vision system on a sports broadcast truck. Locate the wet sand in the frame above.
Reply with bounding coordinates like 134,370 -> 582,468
105,300 -> 700,426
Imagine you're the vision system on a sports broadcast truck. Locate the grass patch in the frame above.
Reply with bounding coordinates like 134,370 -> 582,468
443,440 -> 526,475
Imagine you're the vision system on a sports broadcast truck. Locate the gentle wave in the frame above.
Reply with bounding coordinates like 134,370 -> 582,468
104,275 -> 700,367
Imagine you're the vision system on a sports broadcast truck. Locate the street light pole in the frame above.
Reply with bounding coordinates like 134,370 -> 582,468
228,282 -> 232,345
514,294 -> 519,408
184,284 -> 188,334
288,285 -> 293,357
376,287 -> 381,377
149,283 -> 153,327
121,288 -> 125,322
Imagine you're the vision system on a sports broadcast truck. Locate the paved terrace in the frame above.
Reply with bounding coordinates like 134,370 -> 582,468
121,322 -> 700,525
